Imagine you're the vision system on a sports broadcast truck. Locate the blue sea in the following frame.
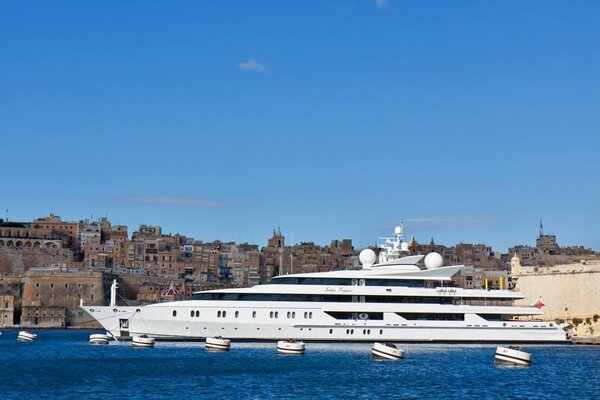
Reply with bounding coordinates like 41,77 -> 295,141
1,330 -> 598,399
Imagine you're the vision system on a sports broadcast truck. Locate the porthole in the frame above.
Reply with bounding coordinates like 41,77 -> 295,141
287,311 -> 291,318
304,312 -> 308,319
217,311 -> 222,318
270,311 -> 274,318
252,311 -> 257,318
292,311 -> 296,318
235,311 -> 239,318
346,329 -> 349,334
379,329 -> 383,335
222,311 -> 227,318
190,310 -> 194,317
172,310 -> 177,317
367,329 -> 371,334
350,329 -> 354,334
196,311 -> 199,317
329,329 -> 333,334
274,311 -> 279,318
309,312 -> 313,319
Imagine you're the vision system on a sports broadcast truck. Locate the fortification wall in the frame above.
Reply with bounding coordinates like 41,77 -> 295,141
514,262 -> 600,335
0,247 -> 73,274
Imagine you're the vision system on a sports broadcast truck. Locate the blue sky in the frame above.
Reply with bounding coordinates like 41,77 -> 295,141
1,1 -> 599,251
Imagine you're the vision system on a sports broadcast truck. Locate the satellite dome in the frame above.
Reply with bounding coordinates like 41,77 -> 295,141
400,242 -> 409,252
359,249 -> 377,267
424,252 -> 443,269
394,226 -> 402,236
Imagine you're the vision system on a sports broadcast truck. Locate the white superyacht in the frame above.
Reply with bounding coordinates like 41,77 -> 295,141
81,227 -> 567,342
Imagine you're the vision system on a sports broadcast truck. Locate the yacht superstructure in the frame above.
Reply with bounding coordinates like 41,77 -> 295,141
81,227 -> 567,343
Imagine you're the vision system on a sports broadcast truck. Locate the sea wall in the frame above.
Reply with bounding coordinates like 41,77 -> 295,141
514,262 -> 600,335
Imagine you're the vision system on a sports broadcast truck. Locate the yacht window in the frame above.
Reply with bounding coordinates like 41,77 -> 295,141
196,311 -> 199,317
309,312 -> 313,319
329,329 -> 333,334
222,311 -> 227,318
172,310 -> 177,317
190,310 -> 194,317
274,311 -> 279,318
304,312 -> 308,319
287,311 -> 291,318
292,312 -> 296,318
270,311 -> 274,318
235,311 -> 239,318
379,329 -> 383,335
217,311 -> 222,318
252,311 -> 257,318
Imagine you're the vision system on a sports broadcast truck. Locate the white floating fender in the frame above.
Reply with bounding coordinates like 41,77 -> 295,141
277,340 -> 305,355
371,342 -> 405,360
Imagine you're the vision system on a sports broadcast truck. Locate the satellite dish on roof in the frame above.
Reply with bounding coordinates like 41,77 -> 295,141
424,252 -> 443,269
394,226 -> 402,236
359,249 -> 377,268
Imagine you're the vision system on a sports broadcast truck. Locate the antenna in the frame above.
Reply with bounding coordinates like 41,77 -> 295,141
539,219 -> 544,237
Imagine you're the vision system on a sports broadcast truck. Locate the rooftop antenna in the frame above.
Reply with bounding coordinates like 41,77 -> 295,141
539,218 -> 544,237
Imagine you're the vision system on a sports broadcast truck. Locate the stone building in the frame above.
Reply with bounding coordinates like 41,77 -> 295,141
20,266 -> 104,327
0,294 -> 15,327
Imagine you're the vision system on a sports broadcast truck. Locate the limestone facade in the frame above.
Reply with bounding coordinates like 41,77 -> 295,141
21,267 -> 104,327
512,259 -> 600,335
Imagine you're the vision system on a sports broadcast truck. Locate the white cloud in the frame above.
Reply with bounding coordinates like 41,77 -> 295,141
113,195 -> 230,209
376,0 -> 388,11
237,57 -> 268,73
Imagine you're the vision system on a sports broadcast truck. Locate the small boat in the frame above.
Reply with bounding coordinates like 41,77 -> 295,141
276,340 -> 305,355
494,346 -> 532,366
17,331 -> 37,342
132,335 -> 155,348
205,336 -> 231,351
89,333 -> 111,345
371,342 -> 405,360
